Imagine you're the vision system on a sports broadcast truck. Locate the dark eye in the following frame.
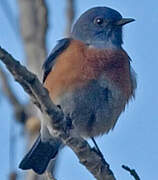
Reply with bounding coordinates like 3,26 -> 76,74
94,17 -> 104,25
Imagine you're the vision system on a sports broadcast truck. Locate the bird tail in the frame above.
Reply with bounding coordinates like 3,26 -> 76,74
19,135 -> 60,174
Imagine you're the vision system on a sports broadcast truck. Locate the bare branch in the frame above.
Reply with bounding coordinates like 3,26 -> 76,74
65,0 -> 75,35
122,165 -> 141,180
0,66 -> 27,123
0,47 -> 116,180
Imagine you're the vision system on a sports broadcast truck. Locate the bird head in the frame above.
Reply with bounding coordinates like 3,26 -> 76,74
71,7 -> 135,49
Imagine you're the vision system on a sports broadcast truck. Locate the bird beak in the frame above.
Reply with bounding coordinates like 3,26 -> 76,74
115,18 -> 135,26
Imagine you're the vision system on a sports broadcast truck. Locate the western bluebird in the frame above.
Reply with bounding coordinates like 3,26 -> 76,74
19,6 -> 136,174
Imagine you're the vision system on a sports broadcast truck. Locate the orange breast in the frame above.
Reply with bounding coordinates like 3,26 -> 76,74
44,40 -> 86,102
44,40 -> 133,102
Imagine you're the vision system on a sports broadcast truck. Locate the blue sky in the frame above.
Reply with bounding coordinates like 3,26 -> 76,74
0,0 -> 158,180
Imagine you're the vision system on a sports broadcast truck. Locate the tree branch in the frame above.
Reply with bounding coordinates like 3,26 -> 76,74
0,47 -> 116,180
122,165 -> 140,180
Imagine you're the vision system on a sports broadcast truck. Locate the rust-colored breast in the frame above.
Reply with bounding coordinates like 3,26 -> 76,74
44,40 -> 86,102
44,40 -> 133,102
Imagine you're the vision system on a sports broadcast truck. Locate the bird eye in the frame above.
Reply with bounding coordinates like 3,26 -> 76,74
94,17 -> 104,25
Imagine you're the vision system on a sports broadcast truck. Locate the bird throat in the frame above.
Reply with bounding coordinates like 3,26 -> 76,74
88,40 -> 120,49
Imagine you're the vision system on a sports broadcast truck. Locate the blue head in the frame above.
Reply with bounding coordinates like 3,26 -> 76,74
71,7 -> 135,49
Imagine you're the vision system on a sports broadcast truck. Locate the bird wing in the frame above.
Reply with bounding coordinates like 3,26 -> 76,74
42,38 -> 71,82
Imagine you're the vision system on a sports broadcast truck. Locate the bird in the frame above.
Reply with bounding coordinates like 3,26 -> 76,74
19,6 -> 136,174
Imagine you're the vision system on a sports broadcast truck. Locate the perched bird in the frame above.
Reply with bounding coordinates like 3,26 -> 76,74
19,6 -> 136,174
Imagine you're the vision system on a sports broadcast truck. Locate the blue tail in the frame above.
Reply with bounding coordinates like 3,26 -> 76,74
19,135 -> 60,174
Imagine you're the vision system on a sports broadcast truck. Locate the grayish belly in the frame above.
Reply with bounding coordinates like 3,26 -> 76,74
58,79 -> 126,138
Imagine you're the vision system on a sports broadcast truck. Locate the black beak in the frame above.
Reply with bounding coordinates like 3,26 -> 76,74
115,18 -> 135,26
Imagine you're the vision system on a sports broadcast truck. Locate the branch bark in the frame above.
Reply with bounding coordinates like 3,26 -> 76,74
0,47 -> 116,180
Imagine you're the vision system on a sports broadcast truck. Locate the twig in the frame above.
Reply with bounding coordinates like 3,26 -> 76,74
0,46 -> 116,180
122,165 -> 141,180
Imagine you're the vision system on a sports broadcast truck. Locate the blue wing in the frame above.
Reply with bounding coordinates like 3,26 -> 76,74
42,38 -> 71,82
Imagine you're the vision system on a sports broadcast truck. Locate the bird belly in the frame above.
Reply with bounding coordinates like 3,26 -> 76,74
56,78 -> 127,138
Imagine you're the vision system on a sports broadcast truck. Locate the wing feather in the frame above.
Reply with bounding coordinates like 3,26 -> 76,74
42,38 -> 71,82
